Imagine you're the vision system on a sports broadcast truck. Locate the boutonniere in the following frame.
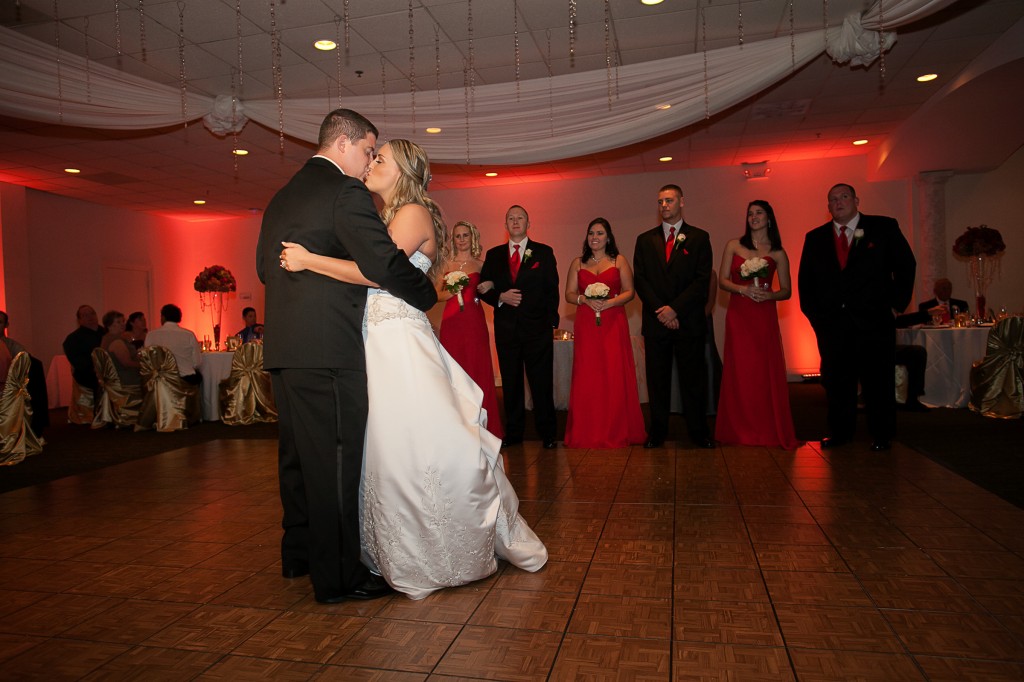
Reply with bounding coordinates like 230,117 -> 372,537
852,228 -> 864,245
523,248 -> 533,261
674,233 -> 686,251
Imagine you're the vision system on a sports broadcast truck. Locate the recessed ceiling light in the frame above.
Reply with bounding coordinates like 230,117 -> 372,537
314,40 -> 337,51
916,73 -> 938,82
659,156 -> 672,162
852,139 -> 869,146
64,168 -> 81,174
425,127 -> 442,134
655,103 -> 671,110
641,0 -> 665,5
193,199 -> 207,205
232,149 -> 248,156
485,172 -> 498,177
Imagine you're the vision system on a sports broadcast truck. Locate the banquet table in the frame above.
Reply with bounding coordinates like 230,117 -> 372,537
896,326 -> 991,408
197,351 -> 234,421
45,354 -> 74,409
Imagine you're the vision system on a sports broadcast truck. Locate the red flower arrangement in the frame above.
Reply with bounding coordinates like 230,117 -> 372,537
194,265 -> 237,292
952,225 -> 1005,258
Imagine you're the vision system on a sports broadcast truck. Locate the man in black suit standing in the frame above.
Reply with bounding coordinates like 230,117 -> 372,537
479,205 -> 559,449
633,184 -> 714,449
917,277 -> 969,323
257,109 -> 436,604
798,183 -> 916,452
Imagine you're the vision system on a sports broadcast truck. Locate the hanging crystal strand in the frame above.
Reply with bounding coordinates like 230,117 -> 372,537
14,0 -> 21,21
335,16 -> 343,108
738,0 -> 744,47
823,0 -> 829,48
463,59 -> 470,163
114,0 -> 122,58
878,0 -> 886,91
701,5 -> 710,120
568,0 -> 577,68
408,0 -> 416,133
789,0 -> 796,70
343,0 -> 351,66
513,0 -> 521,101
138,0 -> 146,61
546,29 -> 554,137
435,24 -> 441,106
236,0 -> 244,90
231,70 -> 239,175
177,1 -> 187,127
83,16 -> 92,102
380,56 -> 388,136
53,0 -> 63,123
270,0 -> 284,152
604,0 -> 611,110
467,0 -> 475,108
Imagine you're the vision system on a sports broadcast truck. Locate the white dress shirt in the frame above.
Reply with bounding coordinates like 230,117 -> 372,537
145,322 -> 202,377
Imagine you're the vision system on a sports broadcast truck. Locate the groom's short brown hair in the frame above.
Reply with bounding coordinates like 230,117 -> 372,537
318,109 -> 379,149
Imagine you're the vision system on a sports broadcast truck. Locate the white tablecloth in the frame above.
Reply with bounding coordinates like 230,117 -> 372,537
198,351 -> 234,420
45,355 -> 74,409
896,326 -> 991,408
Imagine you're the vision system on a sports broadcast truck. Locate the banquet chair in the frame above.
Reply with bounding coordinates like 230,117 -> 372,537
68,379 -> 94,425
90,347 -> 142,429
219,342 -> 277,425
136,345 -> 201,432
969,316 -> 1024,419
1,352 -> 45,465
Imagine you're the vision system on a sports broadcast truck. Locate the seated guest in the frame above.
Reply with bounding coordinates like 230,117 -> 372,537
1,310 -> 49,433
145,304 -> 202,384
0,310 -> 27,385
235,307 -> 263,343
895,344 -> 929,411
124,311 -> 148,350
62,304 -> 105,392
100,310 -> 142,387
918,278 -> 970,323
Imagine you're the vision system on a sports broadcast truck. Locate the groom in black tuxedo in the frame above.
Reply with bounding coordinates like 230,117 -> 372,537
257,109 -> 436,604
479,205 -> 560,449
633,184 -> 714,449
798,183 -> 916,452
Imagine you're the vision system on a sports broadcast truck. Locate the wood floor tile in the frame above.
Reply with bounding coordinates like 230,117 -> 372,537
72,537 -> 172,564
433,626 -> 561,681
186,653 -> 323,679
753,544 -> 847,572
211,571 -> 311,610
739,505 -> 817,525
928,549 -> 1024,579
673,599 -> 783,646
318,666 -> 427,680
330,619 -> 463,672
60,598 -> 198,645
134,540 -> 236,568
883,609 -> 1024,660
540,535 -> 598,563
601,518 -> 674,541
470,588 -> 575,631
672,643 -> 794,681
231,611 -> 367,663
1,638 -> 129,679
0,632 -> 46,664
901,525 -> 1006,551
495,559 -> 588,594
550,634 -> 671,681
2,558 -> 118,593
745,522 -> 830,546
674,542 -> 757,570
837,546 -> 945,576
532,517 -> 605,540
774,603 -> 904,653
0,589 -> 50,619
914,656 -> 1024,682
194,541 -> 278,572
820,522 -> 912,548
141,604 -> 279,652
593,539 -> 672,567
0,593 -> 122,637
568,594 -> 671,639
583,564 -> 672,598
762,570 -> 871,607
673,567 -> 770,603
788,649 -> 925,681
66,564 -> 185,598
858,574 -> 983,612
608,503 -> 675,521
135,567 -> 254,603
378,585 -> 489,623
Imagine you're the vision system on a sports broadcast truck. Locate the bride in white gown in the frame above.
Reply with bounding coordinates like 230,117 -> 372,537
280,139 -> 547,599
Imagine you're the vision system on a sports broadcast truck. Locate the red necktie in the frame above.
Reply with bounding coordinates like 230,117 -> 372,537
665,227 -> 675,262
510,244 -> 521,280
836,226 -> 850,269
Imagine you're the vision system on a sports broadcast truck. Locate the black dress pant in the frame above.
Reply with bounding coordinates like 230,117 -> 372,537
496,331 -> 555,442
643,333 -> 709,444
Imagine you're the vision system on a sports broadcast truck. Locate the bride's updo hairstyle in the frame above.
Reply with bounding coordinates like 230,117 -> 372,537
379,139 -> 449,280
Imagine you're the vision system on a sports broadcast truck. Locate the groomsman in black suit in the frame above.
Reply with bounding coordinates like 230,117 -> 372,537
257,109 -> 436,604
479,205 -> 560,449
798,183 -> 916,452
633,184 -> 714,449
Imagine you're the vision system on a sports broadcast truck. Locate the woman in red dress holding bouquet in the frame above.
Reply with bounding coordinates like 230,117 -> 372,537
564,218 -> 646,449
715,200 -> 800,449
437,220 -> 503,439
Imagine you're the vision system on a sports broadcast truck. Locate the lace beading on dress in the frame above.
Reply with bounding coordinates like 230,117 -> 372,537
364,251 -> 432,330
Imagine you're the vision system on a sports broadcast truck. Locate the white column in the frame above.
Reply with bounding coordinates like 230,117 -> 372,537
914,170 -> 954,301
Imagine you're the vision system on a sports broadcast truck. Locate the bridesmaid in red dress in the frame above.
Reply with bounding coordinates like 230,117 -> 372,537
564,218 -> 646,449
715,200 -> 801,449
437,220 -> 503,439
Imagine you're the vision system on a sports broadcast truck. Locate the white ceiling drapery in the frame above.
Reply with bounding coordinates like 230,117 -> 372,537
0,0 -> 960,165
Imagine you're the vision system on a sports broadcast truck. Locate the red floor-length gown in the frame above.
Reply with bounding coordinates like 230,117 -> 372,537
438,271 -> 504,439
715,254 -> 801,449
564,267 -> 646,449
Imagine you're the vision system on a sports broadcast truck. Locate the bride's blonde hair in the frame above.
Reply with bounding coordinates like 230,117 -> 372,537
378,139 -> 449,280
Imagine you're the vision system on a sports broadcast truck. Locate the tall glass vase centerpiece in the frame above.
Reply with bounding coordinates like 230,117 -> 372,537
194,265 -> 237,350
952,225 -> 1005,321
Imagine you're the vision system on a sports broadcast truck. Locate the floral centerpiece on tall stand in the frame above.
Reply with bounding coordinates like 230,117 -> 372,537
194,265 -> 237,350
952,225 -> 1005,322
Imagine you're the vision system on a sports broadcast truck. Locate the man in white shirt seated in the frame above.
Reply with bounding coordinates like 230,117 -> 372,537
144,303 -> 202,384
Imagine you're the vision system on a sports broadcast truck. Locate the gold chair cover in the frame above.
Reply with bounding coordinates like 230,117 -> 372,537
68,379 -> 94,425
219,342 -> 278,425
969,316 -> 1024,419
91,347 -> 142,429
1,352 -> 44,465
135,346 -> 201,432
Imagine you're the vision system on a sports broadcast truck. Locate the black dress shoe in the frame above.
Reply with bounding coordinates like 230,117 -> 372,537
643,438 -> 663,449
281,565 -> 309,579
542,439 -> 557,449
695,438 -> 716,449
344,574 -> 394,600
501,436 -> 522,447
315,593 -> 346,604
820,437 -> 848,449
870,440 -> 891,452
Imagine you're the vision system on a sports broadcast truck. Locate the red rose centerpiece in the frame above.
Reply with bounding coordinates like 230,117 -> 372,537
194,265 -> 237,350
952,225 -> 1005,321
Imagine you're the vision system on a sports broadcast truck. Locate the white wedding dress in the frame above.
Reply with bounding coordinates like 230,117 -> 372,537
360,250 -> 548,599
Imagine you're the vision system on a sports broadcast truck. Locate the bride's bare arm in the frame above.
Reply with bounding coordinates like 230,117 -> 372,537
387,203 -> 433,259
279,242 -> 378,286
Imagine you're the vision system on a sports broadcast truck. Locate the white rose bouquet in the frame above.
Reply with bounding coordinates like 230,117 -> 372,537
584,282 -> 612,326
443,270 -> 472,311
739,256 -> 770,289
